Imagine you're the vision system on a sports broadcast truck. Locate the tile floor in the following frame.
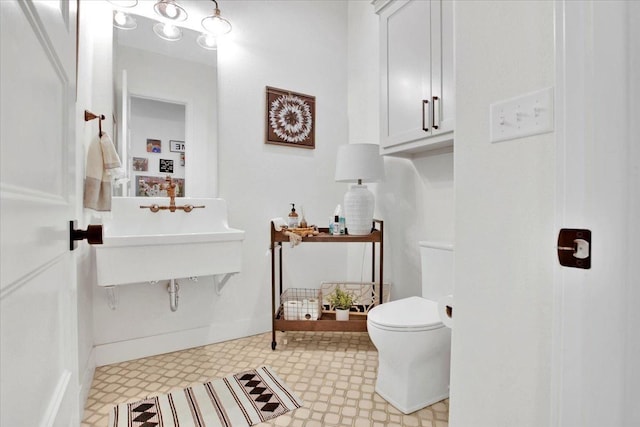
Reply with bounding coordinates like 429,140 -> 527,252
82,331 -> 449,426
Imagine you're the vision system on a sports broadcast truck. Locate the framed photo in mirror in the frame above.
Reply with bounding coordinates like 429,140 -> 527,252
132,157 -> 148,172
146,138 -> 161,153
136,176 -> 185,197
159,159 -> 174,173
170,140 -> 185,153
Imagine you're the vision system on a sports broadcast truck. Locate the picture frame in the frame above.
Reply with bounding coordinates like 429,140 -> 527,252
132,157 -> 148,172
170,140 -> 185,153
146,138 -> 161,153
265,86 -> 315,149
136,175 -> 185,197
159,159 -> 174,173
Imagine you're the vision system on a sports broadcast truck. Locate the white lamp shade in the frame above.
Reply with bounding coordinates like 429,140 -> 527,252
335,143 -> 384,235
335,143 -> 384,183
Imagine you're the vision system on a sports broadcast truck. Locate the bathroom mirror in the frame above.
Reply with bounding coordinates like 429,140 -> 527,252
113,12 -> 218,197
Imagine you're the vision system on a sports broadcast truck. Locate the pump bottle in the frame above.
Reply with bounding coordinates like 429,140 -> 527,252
288,203 -> 299,228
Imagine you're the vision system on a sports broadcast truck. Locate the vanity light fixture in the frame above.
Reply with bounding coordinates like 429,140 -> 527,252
153,22 -> 182,41
107,0 -> 138,7
196,33 -> 218,50
113,10 -> 137,30
201,0 -> 232,37
153,0 -> 188,22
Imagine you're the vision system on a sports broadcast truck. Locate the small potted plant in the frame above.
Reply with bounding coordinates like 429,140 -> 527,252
328,287 -> 354,321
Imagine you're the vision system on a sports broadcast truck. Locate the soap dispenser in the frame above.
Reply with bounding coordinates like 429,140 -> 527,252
288,203 -> 299,228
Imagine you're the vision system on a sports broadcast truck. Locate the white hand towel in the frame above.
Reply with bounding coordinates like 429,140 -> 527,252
84,133 -> 122,211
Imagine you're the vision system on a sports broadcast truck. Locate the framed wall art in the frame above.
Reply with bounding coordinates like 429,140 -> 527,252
265,86 -> 315,149
132,157 -> 148,172
159,159 -> 174,173
170,140 -> 185,153
146,138 -> 161,153
136,176 -> 185,197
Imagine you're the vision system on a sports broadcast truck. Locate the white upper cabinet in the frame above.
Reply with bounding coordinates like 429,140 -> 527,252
375,0 -> 454,155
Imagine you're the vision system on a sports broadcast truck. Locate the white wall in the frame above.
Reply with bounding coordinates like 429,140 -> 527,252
89,0 -> 351,365
215,0 -> 350,335
346,0 -> 454,300
450,2 -> 555,426
75,0 -> 113,413
626,3 -> 640,423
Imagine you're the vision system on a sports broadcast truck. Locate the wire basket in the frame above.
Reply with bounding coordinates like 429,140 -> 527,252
321,282 -> 391,316
280,288 -> 322,320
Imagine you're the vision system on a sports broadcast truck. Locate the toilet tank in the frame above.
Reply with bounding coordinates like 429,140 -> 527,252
420,241 -> 454,301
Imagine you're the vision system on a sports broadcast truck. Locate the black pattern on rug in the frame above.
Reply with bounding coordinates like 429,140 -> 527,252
233,369 -> 289,420
127,396 -> 162,427
109,366 -> 302,427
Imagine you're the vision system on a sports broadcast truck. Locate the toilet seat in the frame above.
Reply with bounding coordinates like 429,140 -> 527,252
368,296 -> 443,332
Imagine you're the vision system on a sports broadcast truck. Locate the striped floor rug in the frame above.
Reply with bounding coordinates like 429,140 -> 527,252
109,366 -> 302,427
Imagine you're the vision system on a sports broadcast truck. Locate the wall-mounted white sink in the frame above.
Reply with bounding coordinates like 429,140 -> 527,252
93,197 -> 245,287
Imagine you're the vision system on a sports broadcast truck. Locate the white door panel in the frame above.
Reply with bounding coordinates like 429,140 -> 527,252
0,0 -> 78,426
552,1 -> 639,426
384,0 -> 432,146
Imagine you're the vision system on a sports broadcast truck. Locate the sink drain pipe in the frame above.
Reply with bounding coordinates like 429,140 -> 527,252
168,279 -> 180,312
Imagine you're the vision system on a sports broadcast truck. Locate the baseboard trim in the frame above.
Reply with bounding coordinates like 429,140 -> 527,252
78,347 -> 96,422
40,370 -> 72,427
95,319 -> 264,366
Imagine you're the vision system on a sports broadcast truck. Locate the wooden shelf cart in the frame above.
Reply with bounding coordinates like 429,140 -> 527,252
270,219 -> 384,350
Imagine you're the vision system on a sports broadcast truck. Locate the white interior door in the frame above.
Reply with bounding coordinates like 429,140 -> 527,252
552,1 -> 640,426
0,1 -> 79,426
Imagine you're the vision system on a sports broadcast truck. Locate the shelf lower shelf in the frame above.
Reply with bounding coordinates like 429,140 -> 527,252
274,311 -> 368,332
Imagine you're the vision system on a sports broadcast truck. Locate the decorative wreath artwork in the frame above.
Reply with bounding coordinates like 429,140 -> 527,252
265,86 -> 315,149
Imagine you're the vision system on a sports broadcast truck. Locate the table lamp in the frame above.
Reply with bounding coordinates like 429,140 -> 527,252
334,143 -> 385,235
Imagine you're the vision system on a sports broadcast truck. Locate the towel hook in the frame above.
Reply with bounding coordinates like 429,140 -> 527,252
84,109 -> 105,137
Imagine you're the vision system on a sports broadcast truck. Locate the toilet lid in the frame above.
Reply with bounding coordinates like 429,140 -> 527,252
367,296 -> 444,332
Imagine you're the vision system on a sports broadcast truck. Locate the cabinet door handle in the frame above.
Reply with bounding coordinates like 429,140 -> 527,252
422,99 -> 430,132
432,96 -> 440,130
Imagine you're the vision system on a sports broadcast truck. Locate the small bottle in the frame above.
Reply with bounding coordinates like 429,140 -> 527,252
332,215 -> 341,235
288,203 -> 299,228
299,205 -> 308,228
335,204 -> 346,235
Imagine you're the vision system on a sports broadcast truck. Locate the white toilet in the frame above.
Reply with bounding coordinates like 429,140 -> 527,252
367,241 -> 453,414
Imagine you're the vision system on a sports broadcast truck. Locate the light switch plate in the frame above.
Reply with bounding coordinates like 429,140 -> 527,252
490,87 -> 554,143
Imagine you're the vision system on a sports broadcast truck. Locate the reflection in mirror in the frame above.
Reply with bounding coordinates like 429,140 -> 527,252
130,97 -> 186,197
113,13 -> 218,197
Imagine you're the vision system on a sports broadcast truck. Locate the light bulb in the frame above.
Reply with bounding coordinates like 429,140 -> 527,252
153,21 -> 182,41
163,23 -> 178,38
165,3 -> 177,18
210,18 -> 224,33
201,14 -> 232,36
153,0 -> 187,22
203,34 -> 216,47
197,33 -> 217,50
113,10 -> 136,30
114,11 -> 127,26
